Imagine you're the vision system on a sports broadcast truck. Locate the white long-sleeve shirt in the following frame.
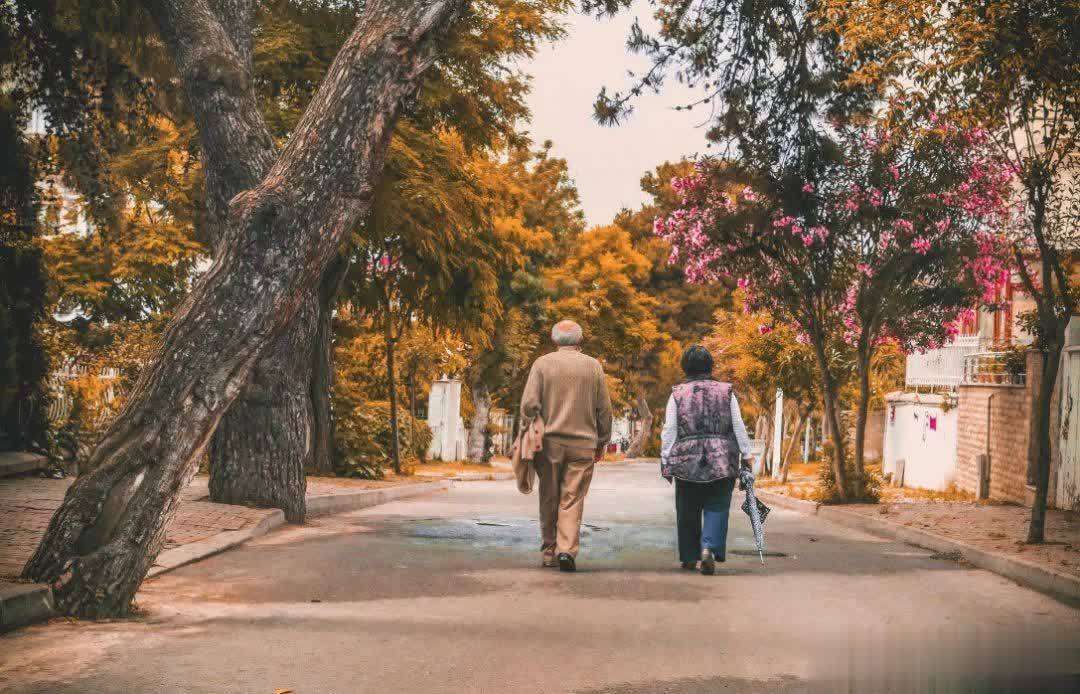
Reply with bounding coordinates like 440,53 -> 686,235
660,391 -> 753,462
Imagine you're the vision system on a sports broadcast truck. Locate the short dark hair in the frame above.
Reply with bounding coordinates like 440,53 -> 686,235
681,344 -> 714,378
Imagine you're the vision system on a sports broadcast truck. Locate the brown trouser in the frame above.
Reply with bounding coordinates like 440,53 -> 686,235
535,439 -> 596,558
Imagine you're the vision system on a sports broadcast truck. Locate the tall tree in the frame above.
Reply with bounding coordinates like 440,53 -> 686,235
658,114 -> 1013,499
0,50 -> 50,452
464,142 -> 585,462
819,0 -> 1079,539
612,160 -> 731,455
585,0 -> 874,481
22,0 -> 466,617
210,0 -> 569,509
342,126 -> 526,472
547,224 -> 665,419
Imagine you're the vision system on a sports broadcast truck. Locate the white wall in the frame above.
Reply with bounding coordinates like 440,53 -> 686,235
426,378 -> 464,462
882,392 -> 959,491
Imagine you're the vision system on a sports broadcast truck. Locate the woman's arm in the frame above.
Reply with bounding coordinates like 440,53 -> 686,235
659,394 -> 677,461
730,393 -> 754,460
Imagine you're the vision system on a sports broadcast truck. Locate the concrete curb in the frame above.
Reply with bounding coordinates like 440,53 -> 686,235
0,451 -> 47,478
147,509 -> 286,578
758,490 -> 1080,606
416,471 -> 515,482
0,582 -> 55,632
306,480 -> 450,517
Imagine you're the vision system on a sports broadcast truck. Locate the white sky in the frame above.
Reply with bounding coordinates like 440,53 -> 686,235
520,4 -> 711,227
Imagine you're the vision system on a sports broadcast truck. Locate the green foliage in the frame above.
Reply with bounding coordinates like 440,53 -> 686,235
813,442 -> 882,504
333,400 -> 432,479
546,224 -> 665,409
0,86 -> 49,452
0,247 -> 50,451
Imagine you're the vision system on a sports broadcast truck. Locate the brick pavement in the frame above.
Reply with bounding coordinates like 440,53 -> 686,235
0,471 -> 438,579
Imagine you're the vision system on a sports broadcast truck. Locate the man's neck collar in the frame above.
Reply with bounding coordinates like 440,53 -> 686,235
557,345 -> 582,352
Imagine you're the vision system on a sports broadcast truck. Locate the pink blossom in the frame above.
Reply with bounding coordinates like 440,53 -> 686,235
802,183 -> 815,193
758,324 -> 773,335
912,237 -> 931,254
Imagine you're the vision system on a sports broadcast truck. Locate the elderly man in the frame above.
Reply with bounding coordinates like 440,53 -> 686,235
520,320 -> 613,572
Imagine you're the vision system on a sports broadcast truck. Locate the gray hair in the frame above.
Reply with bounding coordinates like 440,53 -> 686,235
551,320 -> 583,346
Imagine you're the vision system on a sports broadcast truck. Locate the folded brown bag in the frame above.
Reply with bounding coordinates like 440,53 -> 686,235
509,416 -> 544,494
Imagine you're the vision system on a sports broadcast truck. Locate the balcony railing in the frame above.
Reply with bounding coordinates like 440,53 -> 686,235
962,351 -> 1027,386
905,335 -> 986,389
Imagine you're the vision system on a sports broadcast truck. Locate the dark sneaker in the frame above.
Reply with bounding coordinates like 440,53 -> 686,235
700,548 -> 716,576
558,553 -> 576,572
542,552 -> 558,568
680,561 -> 697,571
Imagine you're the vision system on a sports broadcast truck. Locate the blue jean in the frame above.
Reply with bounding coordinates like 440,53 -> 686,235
675,478 -> 736,563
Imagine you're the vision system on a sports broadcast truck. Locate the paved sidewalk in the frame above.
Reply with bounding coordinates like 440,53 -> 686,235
758,489 -> 1080,603
0,473 -> 434,580
844,500 -> 1080,577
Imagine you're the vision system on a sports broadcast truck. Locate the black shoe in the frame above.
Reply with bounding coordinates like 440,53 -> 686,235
558,553 -> 576,572
700,548 -> 716,576
680,561 -> 697,571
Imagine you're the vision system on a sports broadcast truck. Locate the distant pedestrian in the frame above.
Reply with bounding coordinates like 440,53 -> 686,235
520,320 -> 613,572
660,345 -> 754,575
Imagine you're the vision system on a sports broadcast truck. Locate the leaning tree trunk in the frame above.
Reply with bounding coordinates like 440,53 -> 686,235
21,0 -> 464,618
1028,337 -> 1063,543
155,0 -> 339,515
467,379 -> 492,464
626,391 -> 652,458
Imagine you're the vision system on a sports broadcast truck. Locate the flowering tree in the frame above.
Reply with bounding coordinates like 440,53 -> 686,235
819,0 -> 1078,538
657,113 -> 1013,499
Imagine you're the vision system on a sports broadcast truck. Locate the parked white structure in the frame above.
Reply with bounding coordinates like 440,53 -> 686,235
882,392 -> 959,491
426,377 -> 466,461
881,335 -> 985,491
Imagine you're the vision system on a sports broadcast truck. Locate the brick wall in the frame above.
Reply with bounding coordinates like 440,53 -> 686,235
956,351 -> 1041,505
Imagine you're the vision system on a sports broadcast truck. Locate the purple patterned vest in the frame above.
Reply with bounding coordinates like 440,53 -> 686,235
661,379 -> 740,483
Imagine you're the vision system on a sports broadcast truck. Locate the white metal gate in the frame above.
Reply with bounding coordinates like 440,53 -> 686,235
1056,350 -> 1080,510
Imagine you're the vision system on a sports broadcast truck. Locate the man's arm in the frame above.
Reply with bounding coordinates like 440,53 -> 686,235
520,361 -> 542,421
594,364 -> 613,447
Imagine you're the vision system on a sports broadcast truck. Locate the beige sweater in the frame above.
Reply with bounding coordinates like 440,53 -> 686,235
520,346 -> 613,449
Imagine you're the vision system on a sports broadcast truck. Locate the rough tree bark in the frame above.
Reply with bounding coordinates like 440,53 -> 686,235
146,0 -> 321,518
208,296 -> 317,522
467,379 -> 492,464
810,336 -> 849,500
626,391 -> 652,458
21,0 -> 465,617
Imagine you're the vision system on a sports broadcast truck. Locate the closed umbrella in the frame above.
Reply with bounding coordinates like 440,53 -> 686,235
739,467 -> 770,565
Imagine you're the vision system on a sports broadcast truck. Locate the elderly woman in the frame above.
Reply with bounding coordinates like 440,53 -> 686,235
660,345 -> 754,575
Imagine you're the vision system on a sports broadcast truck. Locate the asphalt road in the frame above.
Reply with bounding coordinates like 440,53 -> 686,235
2,462 -> 1078,693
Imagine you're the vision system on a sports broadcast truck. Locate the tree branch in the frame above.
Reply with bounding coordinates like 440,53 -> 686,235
144,0 -> 277,244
